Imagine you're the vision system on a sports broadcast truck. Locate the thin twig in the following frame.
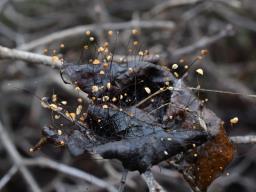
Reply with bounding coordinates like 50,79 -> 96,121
23,157 -> 118,192
0,45 -> 62,67
142,170 -> 166,192
145,0 -> 202,16
145,0 -> 240,17
230,136 -> 256,144
0,121 -> 42,192
18,20 -> 176,51
171,24 -> 234,58
214,3 -> 256,32
0,166 -> 18,190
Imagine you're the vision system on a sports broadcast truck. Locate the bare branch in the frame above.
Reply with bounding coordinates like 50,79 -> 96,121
146,0 -> 241,17
145,0 -> 202,16
0,45 -> 62,67
18,20 -> 175,51
142,170 -> 166,192
0,166 -> 18,190
171,24 -> 234,58
23,157 -> 118,192
215,3 -> 256,32
0,121 -> 41,192
230,136 -> 256,144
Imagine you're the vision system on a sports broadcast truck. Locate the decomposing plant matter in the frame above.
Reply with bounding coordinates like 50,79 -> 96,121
167,79 -> 234,191
29,43 -> 235,191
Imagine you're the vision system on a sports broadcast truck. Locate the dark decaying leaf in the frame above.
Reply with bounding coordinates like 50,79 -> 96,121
167,79 -> 235,191
61,61 -> 175,100
33,60 -> 235,191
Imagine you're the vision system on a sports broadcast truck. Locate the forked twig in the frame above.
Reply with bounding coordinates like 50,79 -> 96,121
0,166 -> 18,190
142,170 -> 166,192
0,121 -> 41,192
23,157 -> 118,192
